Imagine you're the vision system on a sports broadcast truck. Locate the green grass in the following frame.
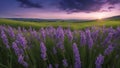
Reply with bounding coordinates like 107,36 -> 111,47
0,18 -> 120,29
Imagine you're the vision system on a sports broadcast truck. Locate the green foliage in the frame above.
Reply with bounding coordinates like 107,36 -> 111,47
0,18 -> 120,30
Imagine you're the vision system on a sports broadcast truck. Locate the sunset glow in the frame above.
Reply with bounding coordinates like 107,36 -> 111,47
0,0 -> 120,19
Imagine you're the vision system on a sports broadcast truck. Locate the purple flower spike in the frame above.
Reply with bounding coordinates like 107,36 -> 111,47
12,42 -> 24,56
95,54 -> 104,68
40,28 -> 46,41
48,64 -> 53,68
0,30 -> 9,48
104,44 -> 114,55
66,28 -> 73,41
40,42 -> 47,60
80,31 -> 86,46
16,33 -> 27,49
56,26 -> 64,41
102,33 -> 113,45
18,55 -> 28,68
91,30 -> 99,42
56,41 -> 64,50
7,26 -> 15,38
62,59 -> 68,67
72,43 -> 81,68
85,29 -> 93,49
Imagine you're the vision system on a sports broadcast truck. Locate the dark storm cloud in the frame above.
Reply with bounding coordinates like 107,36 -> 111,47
59,0 -> 120,13
16,0 -> 42,8
108,6 -> 115,10
100,10 -> 109,12
16,0 -> 120,13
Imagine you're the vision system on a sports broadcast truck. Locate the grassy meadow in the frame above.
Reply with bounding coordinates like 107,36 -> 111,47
0,18 -> 120,68
0,18 -> 120,29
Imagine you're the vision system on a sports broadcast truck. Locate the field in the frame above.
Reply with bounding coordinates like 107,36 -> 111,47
0,18 -> 120,68
0,18 -> 120,29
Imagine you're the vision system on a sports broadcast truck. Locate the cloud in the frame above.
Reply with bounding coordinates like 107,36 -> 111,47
16,0 -> 120,13
100,10 -> 109,12
108,0 -> 120,4
59,0 -> 120,13
108,6 -> 115,10
16,0 -> 42,8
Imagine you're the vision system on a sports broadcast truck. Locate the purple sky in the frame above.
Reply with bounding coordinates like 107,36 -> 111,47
0,0 -> 120,19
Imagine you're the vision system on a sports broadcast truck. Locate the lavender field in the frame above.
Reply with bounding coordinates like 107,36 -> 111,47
0,25 -> 120,68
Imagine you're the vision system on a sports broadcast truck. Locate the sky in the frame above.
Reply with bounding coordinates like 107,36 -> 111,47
0,0 -> 120,20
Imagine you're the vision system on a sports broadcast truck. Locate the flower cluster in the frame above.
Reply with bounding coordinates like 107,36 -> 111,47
0,26 -> 120,68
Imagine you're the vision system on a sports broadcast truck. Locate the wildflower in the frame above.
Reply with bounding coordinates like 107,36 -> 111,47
108,27 -> 116,33
45,26 -> 56,38
48,64 -> 53,68
56,41 -> 64,50
18,55 -> 28,68
0,30 -> 9,48
30,30 -> 40,40
91,30 -> 99,42
12,42 -> 24,56
85,29 -> 93,49
16,33 -> 27,49
95,54 -> 104,68
40,28 -> 46,41
102,33 -> 113,45
40,42 -> 47,60
62,59 -> 68,67
56,26 -> 64,41
72,43 -> 81,68
80,31 -> 86,46
104,44 -> 114,55
66,28 -> 73,41
7,26 -> 15,38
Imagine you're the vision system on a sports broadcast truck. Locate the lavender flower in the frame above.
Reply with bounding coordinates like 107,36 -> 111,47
62,59 -> 68,67
30,29 -> 40,40
113,27 -> 120,39
72,43 -> 81,68
18,55 -> 28,68
0,30 -> 9,48
91,30 -> 99,42
12,42 -> 24,56
7,26 -> 15,38
40,42 -> 47,60
40,28 -> 46,41
16,33 -> 27,49
56,26 -> 64,41
66,28 -> 73,41
56,41 -> 64,51
45,26 -> 56,38
85,29 -> 93,49
48,64 -> 53,68
102,33 -> 113,45
80,31 -> 86,46
104,44 -> 114,55
107,27 -> 116,33
95,54 -> 104,68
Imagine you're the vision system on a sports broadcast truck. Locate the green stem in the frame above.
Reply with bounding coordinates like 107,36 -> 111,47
0,63 -> 8,68
8,48 -> 12,68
